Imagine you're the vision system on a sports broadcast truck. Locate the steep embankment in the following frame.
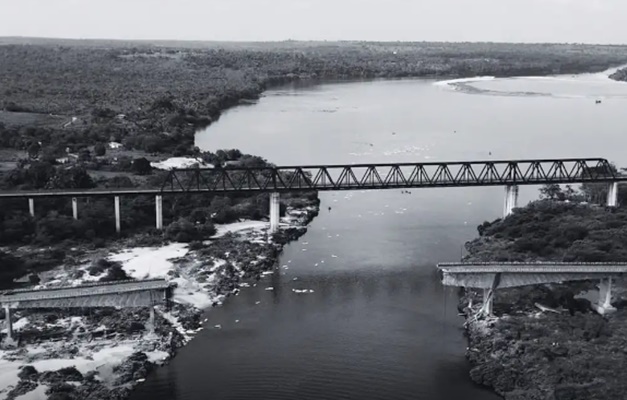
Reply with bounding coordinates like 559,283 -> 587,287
462,200 -> 627,400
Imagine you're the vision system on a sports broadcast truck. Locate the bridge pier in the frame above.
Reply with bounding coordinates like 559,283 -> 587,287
72,197 -> 78,220
147,306 -> 156,335
482,289 -> 493,316
3,305 -> 15,348
269,192 -> 280,234
595,277 -> 617,315
607,182 -> 619,207
503,185 -> 519,217
114,196 -> 121,234
155,195 -> 163,230
28,198 -> 35,217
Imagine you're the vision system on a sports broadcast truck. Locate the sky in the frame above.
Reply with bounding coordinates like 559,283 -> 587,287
0,0 -> 625,44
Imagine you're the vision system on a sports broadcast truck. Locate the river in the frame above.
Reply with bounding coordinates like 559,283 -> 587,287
130,69 -> 627,400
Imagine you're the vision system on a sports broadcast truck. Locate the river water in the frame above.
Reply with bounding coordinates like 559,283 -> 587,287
131,70 -> 627,400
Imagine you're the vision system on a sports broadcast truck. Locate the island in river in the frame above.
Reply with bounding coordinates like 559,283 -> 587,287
461,194 -> 627,400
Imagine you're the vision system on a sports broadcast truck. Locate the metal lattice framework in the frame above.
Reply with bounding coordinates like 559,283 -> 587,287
0,158 -> 619,198
160,158 -> 619,194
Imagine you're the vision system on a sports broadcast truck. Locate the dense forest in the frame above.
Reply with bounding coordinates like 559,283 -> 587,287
464,196 -> 627,400
2,41 -> 627,157
1,40 -> 627,282
469,200 -> 627,262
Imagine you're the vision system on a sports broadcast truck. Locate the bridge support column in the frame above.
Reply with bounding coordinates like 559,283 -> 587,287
269,192 -> 280,234
28,198 -> 35,218
607,182 -> 618,207
155,195 -> 163,230
503,185 -> 519,217
3,306 -> 15,348
147,306 -> 156,335
114,196 -> 121,234
482,289 -> 493,317
595,277 -> 617,315
72,197 -> 78,220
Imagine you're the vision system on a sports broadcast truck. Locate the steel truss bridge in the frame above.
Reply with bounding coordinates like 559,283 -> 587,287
0,158 -> 622,199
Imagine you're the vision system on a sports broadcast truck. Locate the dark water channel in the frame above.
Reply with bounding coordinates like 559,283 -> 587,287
131,73 -> 627,400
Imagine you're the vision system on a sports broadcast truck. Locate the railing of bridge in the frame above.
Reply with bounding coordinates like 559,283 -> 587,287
0,158 -> 620,198
439,261 -> 627,266
437,262 -> 627,274
161,158 -> 618,193
0,279 -> 172,302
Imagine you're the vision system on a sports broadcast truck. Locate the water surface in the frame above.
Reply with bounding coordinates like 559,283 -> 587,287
131,71 -> 627,400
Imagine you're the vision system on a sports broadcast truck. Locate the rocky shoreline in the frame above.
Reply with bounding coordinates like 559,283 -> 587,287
0,201 -> 319,400
458,200 -> 627,400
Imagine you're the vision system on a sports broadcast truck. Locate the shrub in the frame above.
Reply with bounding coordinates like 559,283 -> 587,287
132,158 -> 152,175
99,264 -> 130,282
94,143 -> 106,156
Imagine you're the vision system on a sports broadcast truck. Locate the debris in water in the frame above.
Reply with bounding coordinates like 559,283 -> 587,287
214,324 -> 222,329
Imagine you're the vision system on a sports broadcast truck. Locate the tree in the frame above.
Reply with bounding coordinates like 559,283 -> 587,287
27,142 -> 41,160
94,143 -> 106,156
78,148 -> 91,162
539,184 -> 563,200
132,158 -> 152,175
46,166 -> 95,189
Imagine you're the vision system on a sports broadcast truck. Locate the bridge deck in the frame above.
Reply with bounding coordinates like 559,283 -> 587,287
0,279 -> 171,304
438,262 -> 627,289
438,262 -> 627,274
0,158 -> 621,199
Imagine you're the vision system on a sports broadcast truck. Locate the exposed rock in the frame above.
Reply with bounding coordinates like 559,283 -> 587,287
113,352 -> 154,385
17,365 -> 39,381
40,366 -> 83,384
6,380 -> 38,399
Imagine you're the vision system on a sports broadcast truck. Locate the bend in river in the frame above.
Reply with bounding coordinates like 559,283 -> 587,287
130,70 -> 627,400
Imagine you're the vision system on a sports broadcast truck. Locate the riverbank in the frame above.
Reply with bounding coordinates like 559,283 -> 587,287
609,67 -> 627,82
0,200 -> 319,400
460,199 -> 627,400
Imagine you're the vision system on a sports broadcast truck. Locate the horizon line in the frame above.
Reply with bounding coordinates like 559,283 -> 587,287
1,35 -> 627,47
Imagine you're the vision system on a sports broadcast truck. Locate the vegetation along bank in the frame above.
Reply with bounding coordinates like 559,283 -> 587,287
461,183 -> 627,400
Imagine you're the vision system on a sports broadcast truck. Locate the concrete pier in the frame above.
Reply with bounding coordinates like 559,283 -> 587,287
155,195 -> 163,230
72,197 -> 78,220
28,198 -> 35,217
503,185 -> 519,217
607,182 -> 618,207
595,277 -> 617,315
114,196 -> 121,233
269,192 -> 280,234
482,289 -> 493,316
4,306 -> 12,343
148,307 -> 156,335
